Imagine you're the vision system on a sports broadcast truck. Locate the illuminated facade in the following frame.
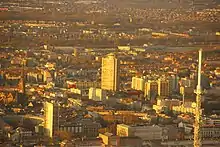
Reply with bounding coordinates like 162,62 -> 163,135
44,102 -> 59,138
131,76 -> 147,91
89,88 -> 107,101
145,80 -> 158,98
101,53 -> 119,91
117,124 -> 168,141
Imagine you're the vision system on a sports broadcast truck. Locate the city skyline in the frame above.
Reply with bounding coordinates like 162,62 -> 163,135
0,0 -> 219,147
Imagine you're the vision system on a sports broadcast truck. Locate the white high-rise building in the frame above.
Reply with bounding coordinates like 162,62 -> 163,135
44,102 -> 59,138
101,53 -> 119,91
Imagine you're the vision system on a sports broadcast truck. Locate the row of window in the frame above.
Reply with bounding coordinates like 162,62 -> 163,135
60,126 -> 82,133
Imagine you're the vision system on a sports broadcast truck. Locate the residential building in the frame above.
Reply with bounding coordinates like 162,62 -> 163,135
99,132 -> 117,146
169,75 -> 180,93
59,119 -> 101,138
172,101 -> 196,114
145,80 -> 158,98
153,99 -> 181,113
89,88 -> 107,101
131,76 -> 147,91
66,81 -> 100,89
26,72 -> 44,83
43,70 -> 53,83
158,79 -> 170,97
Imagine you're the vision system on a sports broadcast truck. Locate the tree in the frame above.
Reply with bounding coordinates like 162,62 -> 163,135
54,131 -> 72,141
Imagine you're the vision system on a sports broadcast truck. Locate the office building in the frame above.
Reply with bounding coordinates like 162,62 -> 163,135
117,124 -> 168,141
44,102 -> 59,138
101,53 -> 119,91
59,119 -> 101,138
158,79 -> 170,97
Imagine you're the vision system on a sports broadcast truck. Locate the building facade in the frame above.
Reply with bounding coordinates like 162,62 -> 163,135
169,75 -> 180,93
101,53 -> 119,91
145,80 -> 158,98
44,102 -> 59,137
89,88 -> 107,101
66,81 -> 100,89
158,79 -> 170,97
117,124 -> 168,141
131,76 -> 147,91
59,119 -> 101,138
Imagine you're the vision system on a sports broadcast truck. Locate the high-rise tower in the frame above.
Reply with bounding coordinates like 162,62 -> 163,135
101,53 -> 120,91
158,79 -> 170,97
145,80 -> 158,99
194,49 -> 203,147
44,102 -> 59,138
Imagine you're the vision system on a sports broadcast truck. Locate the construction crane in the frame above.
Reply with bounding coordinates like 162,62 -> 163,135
194,49 -> 203,147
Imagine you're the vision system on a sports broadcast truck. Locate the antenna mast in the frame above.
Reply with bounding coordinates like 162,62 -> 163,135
194,49 -> 203,147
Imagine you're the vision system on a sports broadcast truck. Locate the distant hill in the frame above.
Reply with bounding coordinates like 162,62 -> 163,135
108,0 -> 219,9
